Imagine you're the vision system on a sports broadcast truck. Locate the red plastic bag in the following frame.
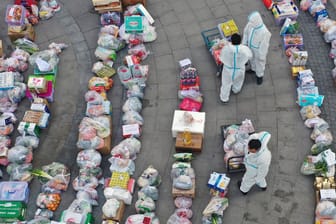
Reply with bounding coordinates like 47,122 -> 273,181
263,0 -> 273,10
179,98 -> 202,112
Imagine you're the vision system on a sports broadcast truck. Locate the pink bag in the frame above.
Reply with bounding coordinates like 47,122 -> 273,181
179,98 -> 202,112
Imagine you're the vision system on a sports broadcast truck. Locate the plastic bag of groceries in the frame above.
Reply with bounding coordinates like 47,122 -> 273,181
300,105 -> 321,120
110,139 -> 140,160
173,175 -> 193,190
122,111 -> 144,126
128,44 -> 150,60
137,165 -> 161,188
84,90 -> 104,104
100,12 -> 122,27
14,38 -> 39,54
135,195 -> 156,213
125,213 -> 160,224
127,83 -> 145,98
72,173 -> 99,191
167,213 -> 191,224
175,196 -> 193,209
311,142 -> 333,155
77,189 -> 98,206
15,135 -> 39,149
324,25 -> 336,42
102,198 -> 120,218
318,18 -> 336,33
171,167 -> 195,180
203,197 -> 229,216
174,208 -> 193,219
77,149 -> 102,169
142,21 -> 157,42
98,33 -> 125,51
11,48 -> 30,62
304,116 -> 328,129
8,82 -> 26,103
7,163 -> 33,182
122,96 -> 142,112
7,145 -> 32,164
138,185 -> 159,201
104,187 -> 132,205
100,24 -> 119,36
29,49 -> 59,70
79,116 -> 110,138
108,157 -> 135,175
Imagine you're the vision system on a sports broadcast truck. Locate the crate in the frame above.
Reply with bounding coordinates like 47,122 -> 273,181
0,182 -> 29,204
0,201 -> 26,223
217,19 -> 239,39
34,65 -> 58,76
201,28 -> 222,50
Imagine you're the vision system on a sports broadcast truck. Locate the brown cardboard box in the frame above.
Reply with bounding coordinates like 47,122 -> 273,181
95,1 -> 122,13
175,132 -> 203,152
8,24 -> 35,42
121,0 -> 146,7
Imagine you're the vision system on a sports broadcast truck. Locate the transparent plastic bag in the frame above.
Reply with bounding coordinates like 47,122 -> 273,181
173,175 -> 193,190
104,187 -> 132,205
8,82 -> 26,103
11,48 -> 30,62
14,38 -> 39,54
100,12 -> 122,26
128,44 -> 150,60
102,198 -> 120,218
29,49 -> 59,69
84,90 -> 104,104
122,97 -> 142,112
100,24 -> 119,36
122,111 -> 144,126
175,208 -> 193,219
72,174 -> 99,191
174,196 -> 193,209
167,213 -> 191,224
108,157 -> 135,175
300,105 -> 321,120
15,135 -> 39,149
7,145 -> 32,164
138,186 -> 159,201
202,197 -> 229,216
6,163 -> 33,182
127,83 -> 144,98
76,189 -> 98,206
97,34 -> 125,51
135,196 -> 155,213
137,165 -> 161,188
171,167 -> 195,180
76,149 -> 102,169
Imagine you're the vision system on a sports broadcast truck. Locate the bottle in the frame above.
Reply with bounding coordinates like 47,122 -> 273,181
183,129 -> 192,146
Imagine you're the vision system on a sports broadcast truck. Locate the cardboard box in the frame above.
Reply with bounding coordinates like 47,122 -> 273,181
8,24 -> 35,42
175,132 -> 203,152
171,110 -> 206,138
125,16 -> 144,33
94,1 -> 122,13
0,201 -> 26,222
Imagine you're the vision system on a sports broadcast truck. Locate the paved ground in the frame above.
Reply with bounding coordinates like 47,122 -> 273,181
2,0 -> 336,223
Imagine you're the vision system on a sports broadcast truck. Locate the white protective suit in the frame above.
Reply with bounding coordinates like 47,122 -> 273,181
242,11 -> 271,78
219,44 -> 252,102
240,131 -> 272,193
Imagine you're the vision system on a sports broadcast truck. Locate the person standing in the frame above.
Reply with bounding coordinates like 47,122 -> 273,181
238,131 -> 272,195
242,11 -> 271,85
219,33 -> 252,103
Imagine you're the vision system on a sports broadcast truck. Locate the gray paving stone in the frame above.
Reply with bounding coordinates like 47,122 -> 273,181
163,23 -> 185,39
176,10 -> 197,24
159,10 -> 179,26
157,68 -> 178,84
172,48 -> 192,62
187,34 -> 206,48
75,12 -> 100,32
158,83 -> 178,99
155,55 -> 177,72
157,99 -> 177,116
210,4 -> 231,19
148,1 -> 173,18
168,36 -> 189,50
170,0 -> 190,13
182,21 -> 202,37
151,40 -> 172,56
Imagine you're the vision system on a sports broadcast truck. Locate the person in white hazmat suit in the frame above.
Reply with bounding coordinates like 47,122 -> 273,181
242,11 -> 271,85
238,131 -> 271,195
219,33 -> 252,103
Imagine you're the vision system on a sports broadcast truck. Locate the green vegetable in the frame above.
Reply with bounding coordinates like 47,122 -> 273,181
314,161 -> 328,175
31,169 -> 53,183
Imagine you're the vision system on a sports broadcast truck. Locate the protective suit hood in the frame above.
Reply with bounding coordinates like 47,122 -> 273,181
248,11 -> 264,28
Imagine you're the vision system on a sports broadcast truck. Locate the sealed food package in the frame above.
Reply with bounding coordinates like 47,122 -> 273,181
6,5 -> 26,26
